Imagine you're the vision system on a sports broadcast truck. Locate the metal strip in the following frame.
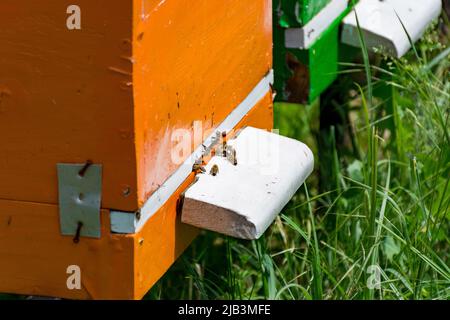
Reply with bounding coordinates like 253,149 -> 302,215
285,0 -> 348,49
57,163 -> 102,238
110,70 -> 274,234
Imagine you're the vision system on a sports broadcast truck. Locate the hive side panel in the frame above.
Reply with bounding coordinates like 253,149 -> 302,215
131,0 -> 273,208
0,1 -> 138,211
133,91 -> 274,299
0,200 -> 135,300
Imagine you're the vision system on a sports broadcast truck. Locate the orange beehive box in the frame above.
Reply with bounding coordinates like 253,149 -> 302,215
0,0 -> 273,299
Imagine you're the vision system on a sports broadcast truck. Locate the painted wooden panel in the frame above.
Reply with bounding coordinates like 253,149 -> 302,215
342,0 -> 442,57
0,0 -> 272,213
133,92 -> 273,299
273,0 -> 351,103
132,0 -> 273,208
0,92 -> 273,300
0,0 -> 137,211
275,0 -> 331,27
0,0 -> 274,299
0,201 -> 135,299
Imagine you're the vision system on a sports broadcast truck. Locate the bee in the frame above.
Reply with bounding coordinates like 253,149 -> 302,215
192,161 -> 206,174
210,164 -> 219,176
232,148 -> 238,166
226,146 -> 238,166
222,131 -> 227,157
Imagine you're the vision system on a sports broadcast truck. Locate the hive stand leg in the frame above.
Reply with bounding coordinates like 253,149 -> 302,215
317,79 -> 356,195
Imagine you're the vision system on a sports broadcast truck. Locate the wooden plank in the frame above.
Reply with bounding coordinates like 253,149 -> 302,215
132,0 -> 273,208
275,0 -> 332,27
111,72 -> 274,234
0,0 -> 273,214
284,0 -> 348,49
342,0 -> 442,57
0,91 -> 273,300
273,0 -> 351,103
181,127 -> 314,240
0,0 -> 137,211
0,200 -> 135,299
133,92 -> 274,299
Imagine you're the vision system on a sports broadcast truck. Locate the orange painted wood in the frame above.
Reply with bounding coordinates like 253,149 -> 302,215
134,92 -> 273,299
0,93 -> 273,300
0,0 -> 136,211
0,0 -> 272,212
0,202 -> 135,300
132,0 -> 273,207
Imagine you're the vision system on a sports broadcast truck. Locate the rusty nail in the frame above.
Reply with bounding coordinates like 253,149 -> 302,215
78,160 -> 93,177
73,221 -> 83,244
122,186 -> 131,197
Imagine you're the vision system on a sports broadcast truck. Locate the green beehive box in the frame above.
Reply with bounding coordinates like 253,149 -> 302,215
273,0 -> 351,104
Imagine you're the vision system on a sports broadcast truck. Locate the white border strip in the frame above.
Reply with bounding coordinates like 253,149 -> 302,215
110,70 -> 274,234
285,0 -> 348,49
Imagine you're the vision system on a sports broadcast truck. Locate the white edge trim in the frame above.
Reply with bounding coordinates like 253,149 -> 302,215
285,0 -> 348,49
110,70 -> 274,234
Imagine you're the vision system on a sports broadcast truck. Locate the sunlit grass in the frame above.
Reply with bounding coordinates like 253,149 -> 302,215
147,19 -> 449,301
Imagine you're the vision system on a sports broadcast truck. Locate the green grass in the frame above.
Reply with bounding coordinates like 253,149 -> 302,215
147,19 -> 449,300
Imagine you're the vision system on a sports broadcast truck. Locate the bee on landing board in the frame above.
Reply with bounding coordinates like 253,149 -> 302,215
210,164 -> 219,176
192,161 -> 206,174
226,146 -> 238,166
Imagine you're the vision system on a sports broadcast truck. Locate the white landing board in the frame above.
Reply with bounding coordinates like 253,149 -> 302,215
181,127 -> 314,240
341,0 -> 442,58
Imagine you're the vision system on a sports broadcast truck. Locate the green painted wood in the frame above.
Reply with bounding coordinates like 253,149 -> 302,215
273,1 -> 356,104
275,0 -> 331,27
308,24 -> 339,102
274,6 -> 350,104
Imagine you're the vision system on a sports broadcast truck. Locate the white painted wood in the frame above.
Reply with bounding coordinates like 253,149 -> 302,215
110,71 -> 274,234
181,127 -> 314,240
341,0 -> 442,57
285,0 -> 349,49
